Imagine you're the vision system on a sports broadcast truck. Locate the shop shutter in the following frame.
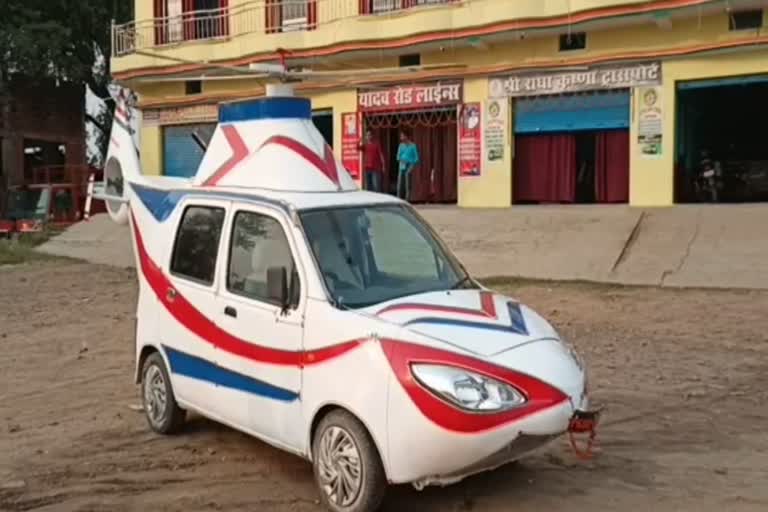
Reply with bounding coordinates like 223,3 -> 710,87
163,123 -> 215,177
514,90 -> 630,134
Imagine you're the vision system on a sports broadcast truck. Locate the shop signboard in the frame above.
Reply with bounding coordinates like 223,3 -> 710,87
358,81 -> 463,112
484,98 -> 506,163
341,112 -> 361,179
144,104 -> 219,126
458,102 -> 482,177
637,86 -> 663,157
489,61 -> 662,98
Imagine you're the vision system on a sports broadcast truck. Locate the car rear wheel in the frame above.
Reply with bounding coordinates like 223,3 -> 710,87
141,352 -> 186,434
312,410 -> 387,512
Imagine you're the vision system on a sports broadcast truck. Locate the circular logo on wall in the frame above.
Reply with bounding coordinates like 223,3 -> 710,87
488,100 -> 501,118
643,88 -> 658,107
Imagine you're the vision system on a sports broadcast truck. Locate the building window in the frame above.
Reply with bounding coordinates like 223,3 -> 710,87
185,80 -> 202,95
729,9 -> 763,31
559,32 -> 586,52
399,54 -> 421,67
265,1 -> 318,33
170,205 -> 226,285
153,0 -> 230,45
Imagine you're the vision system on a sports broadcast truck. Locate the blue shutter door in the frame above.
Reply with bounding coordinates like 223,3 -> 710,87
163,123 -> 216,177
514,90 -> 630,134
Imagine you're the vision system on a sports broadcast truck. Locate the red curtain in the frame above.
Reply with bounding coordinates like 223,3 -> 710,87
595,130 -> 629,203
154,0 -> 167,45
410,121 -> 457,203
265,0 -> 281,33
182,0 -> 195,41
514,134 -> 577,203
307,0 -> 318,30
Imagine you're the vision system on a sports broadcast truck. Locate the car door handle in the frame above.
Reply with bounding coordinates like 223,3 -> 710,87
224,306 -> 237,318
166,287 -> 177,302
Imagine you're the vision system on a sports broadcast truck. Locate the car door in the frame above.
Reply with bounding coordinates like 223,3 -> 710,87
162,198 -> 231,416
214,201 -> 305,451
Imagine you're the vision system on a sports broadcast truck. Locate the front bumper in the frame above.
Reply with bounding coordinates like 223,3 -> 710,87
411,432 -> 559,489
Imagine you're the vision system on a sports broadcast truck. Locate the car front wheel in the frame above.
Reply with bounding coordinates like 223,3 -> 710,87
312,410 -> 387,512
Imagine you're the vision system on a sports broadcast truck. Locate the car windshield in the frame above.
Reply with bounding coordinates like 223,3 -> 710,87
299,204 -> 474,309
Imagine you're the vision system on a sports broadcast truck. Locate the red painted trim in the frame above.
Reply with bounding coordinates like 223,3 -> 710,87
202,125 -> 249,186
377,291 -> 497,319
130,209 -> 362,366
381,339 -> 568,433
259,135 -> 340,186
116,0 -> 716,80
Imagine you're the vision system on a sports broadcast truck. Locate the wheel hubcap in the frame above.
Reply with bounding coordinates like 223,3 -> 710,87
143,365 -> 167,427
317,426 -> 363,507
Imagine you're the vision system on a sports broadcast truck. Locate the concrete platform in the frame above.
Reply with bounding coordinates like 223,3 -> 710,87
36,204 -> 768,290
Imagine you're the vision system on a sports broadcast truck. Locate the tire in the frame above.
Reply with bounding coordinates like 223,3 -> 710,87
312,410 -> 387,512
141,352 -> 186,435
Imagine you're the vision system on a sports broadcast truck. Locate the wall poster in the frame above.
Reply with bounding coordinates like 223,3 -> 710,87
484,98 -> 506,163
637,86 -> 663,157
341,112 -> 361,179
458,102 -> 482,177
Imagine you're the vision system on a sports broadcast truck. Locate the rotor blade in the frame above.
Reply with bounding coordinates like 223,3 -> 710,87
286,63 -> 466,77
133,49 -> 283,76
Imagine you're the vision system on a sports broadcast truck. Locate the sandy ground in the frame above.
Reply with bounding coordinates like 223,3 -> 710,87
1,260 -> 767,512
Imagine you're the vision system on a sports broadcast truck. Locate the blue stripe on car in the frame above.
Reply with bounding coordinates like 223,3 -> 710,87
163,345 -> 299,402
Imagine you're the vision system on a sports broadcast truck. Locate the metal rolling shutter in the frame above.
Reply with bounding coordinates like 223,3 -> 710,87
162,123 -> 215,177
514,90 -> 630,134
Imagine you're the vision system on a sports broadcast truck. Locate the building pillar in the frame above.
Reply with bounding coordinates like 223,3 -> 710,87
457,77 -> 513,207
140,124 -> 163,176
628,79 -> 675,206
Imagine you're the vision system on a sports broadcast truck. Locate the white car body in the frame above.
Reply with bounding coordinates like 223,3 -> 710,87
96,88 -> 592,499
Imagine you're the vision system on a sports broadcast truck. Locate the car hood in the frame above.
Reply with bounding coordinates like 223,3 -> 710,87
361,289 -> 560,358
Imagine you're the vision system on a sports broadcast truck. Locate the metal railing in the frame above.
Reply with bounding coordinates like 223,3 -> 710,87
112,0 -> 461,56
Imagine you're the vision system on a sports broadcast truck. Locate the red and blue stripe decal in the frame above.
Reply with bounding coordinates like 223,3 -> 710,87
202,125 -> 250,186
193,123 -> 341,188
380,339 -> 567,433
376,292 -> 529,336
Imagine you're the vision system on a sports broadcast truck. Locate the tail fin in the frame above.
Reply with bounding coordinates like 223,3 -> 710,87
94,88 -> 143,224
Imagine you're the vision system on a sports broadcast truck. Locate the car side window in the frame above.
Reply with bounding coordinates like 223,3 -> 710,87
170,205 -> 226,285
227,210 -> 300,306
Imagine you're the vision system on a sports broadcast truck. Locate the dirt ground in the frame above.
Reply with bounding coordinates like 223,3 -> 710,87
1,260 -> 767,512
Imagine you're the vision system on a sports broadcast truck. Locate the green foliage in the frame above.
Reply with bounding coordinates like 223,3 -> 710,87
0,0 -> 133,90
0,229 -> 63,265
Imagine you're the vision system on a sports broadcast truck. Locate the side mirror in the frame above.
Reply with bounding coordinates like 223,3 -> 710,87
267,266 -> 289,308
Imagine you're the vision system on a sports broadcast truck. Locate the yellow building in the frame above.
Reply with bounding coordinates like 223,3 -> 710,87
112,0 -> 768,207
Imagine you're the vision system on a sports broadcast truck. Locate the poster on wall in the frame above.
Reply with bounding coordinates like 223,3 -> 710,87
458,102 -> 482,177
484,98 -> 506,163
341,112 -> 361,179
637,86 -> 663,157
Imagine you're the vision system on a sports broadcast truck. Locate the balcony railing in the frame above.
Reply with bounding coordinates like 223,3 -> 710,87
112,0 -> 460,57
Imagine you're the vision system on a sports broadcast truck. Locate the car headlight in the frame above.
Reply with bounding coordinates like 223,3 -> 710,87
411,364 -> 526,413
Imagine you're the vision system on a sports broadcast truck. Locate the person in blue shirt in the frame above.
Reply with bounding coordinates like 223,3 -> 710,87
396,129 -> 419,201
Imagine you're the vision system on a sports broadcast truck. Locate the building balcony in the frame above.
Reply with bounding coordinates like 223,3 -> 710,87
112,0 -> 461,57
111,0 -> 692,77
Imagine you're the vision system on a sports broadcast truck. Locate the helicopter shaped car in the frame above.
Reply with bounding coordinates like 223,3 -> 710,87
94,60 -> 599,512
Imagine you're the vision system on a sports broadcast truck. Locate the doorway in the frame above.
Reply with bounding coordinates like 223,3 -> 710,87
514,130 -> 629,204
363,108 -> 458,203
312,109 -> 333,148
676,78 -> 768,202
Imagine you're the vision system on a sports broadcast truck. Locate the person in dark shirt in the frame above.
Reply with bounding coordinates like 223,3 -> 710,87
359,129 -> 385,192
